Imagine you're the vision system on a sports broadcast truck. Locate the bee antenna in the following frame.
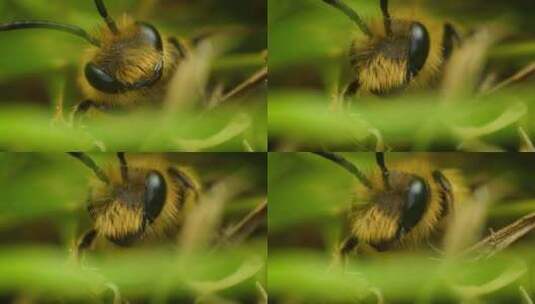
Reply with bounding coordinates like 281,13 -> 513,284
0,21 -> 100,47
68,152 -> 110,184
117,152 -> 129,182
95,0 -> 119,35
380,0 -> 393,36
321,0 -> 372,38
312,152 -> 373,189
376,152 -> 391,190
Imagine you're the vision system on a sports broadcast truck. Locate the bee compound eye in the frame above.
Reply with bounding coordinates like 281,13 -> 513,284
143,171 -> 167,223
137,22 -> 163,51
84,62 -> 124,94
407,22 -> 430,80
401,177 -> 429,233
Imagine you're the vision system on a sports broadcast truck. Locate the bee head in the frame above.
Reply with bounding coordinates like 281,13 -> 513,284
0,0 -> 164,95
364,170 -> 430,249
312,152 -> 460,252
350,19 -> 430,96
70,153 -> 169,247
321,0 -> 430,95
84,1 -> 164,94
352,154 -> 445,251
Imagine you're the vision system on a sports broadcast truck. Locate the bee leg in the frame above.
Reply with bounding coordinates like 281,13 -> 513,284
338,79 -> 360,108
72,99 -> 98,119
442,23 -> 461,61
331,236 -> 359,268
344,79 -> 360,98
168,37 -> 188,59
76,229 -> 97,259
339,235 -> 359,259
72,100 -> 117,122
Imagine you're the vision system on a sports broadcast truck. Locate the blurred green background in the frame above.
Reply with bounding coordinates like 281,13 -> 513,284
0,152 -> 267,303
268,0 -> 535,151
0,0 -> 267,151
268,152 -> 535,303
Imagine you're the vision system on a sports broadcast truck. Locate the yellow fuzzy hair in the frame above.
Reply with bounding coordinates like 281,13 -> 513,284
88,154 -> 201,247
350,7 -> 447,94
350,157 -> 468,251
78,15 -> 188,108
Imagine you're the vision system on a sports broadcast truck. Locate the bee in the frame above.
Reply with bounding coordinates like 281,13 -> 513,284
312,152 -> 467,255
320,0 -> 461,96
68,152 -> 200,254
0,0 -> 189,115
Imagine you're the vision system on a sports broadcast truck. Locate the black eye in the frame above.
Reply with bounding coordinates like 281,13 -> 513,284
143,171 -> 167,223
137,22 -> 163,52
400,177 -> 429,234
406,22 -> 430,80
85,62 -> 124,94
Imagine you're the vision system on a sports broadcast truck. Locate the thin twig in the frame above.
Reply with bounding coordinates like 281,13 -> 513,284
216,199 -> 267,248
463,212 -> 535,260
482,61 -> 535,95
211,65 -> 268,109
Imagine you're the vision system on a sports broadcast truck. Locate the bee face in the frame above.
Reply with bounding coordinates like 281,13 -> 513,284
312,153 -> 468,256
349,156 -> 468,253
373,172 -> 430,234
350,19 -> 430,95
84,19 -> 164,94
69,153 -> 201,248
320,0 -> 457,97
352,169 -> 433,250
89,166 -> 168,246
0,0 -> 188,110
